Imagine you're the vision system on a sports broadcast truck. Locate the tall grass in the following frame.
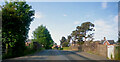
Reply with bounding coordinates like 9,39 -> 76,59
115,46 -> 120,60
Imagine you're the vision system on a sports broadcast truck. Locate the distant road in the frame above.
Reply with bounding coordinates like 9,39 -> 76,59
7,49 -> 108,60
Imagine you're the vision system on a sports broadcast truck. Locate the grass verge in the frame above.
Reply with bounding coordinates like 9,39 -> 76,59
63,47 -> 71,50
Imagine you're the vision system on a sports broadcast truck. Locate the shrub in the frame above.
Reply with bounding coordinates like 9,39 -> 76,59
62,42 -> 69,47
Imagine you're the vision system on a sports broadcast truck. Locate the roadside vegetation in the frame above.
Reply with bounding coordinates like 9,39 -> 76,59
62,47 -> 71,50
114,46 -> 120,60
2,1 -> 35,59
1,1 -> 54,59
0,11 -> 1,59
32,25 -> 54,49
115,31 -> 120,60
60,22 -> 95,49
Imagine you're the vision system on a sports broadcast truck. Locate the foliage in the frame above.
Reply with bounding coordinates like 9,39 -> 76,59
67,35 -> 71,42
54,43 -> 57,45
115,46 -> 120,60
60,22 -> 94,46
0,10 -> 1,27
71,22 -> 95,43
60,36 -> 67,45
62,42 -> 69,47
24,47 -> 45,56
118,31 -> 120,43
33,25 -> 54,49
0,11 -> 1,43
77,42 -> 84,45
58,48 -> 63,50
2,1 -> 34,59
60,36 -> 70,47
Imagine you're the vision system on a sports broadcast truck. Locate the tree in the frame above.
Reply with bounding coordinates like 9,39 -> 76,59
71,22 -> 95,44
0,10 -> 1,38
80,22 -> 94,41
2,1 -> 34,58
33,25 -> 54,49
71,30 -> 78,41
118,31 -> 120,43
60,36 -> 67,45
54,43 -> 57,45
60,36 -> 69,47
0,10 -> 1,28
67,35 -> 71,42
62,42 -> 69,47
0,10 -> 1,49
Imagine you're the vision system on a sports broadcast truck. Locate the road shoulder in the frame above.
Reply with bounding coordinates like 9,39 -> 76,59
75,51 -> 108,60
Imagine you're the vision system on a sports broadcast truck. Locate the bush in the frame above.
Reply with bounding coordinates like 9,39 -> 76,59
23,46 -> 45,56
58,47 -> 63,50
115,46 -> 120,60
62,42 -> 69,47
77,42 -> 84,45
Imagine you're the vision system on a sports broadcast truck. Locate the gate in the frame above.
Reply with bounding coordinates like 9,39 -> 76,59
107,45 -> 114,59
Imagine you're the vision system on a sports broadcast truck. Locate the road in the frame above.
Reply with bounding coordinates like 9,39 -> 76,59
9,49 -> 108,60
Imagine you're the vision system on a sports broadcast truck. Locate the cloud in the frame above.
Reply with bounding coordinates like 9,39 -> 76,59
102,2 -> 107,9
34,11 -> 44,19
74,21 -> 80,25
93,19 -> 118,41
63,14 -> 67,16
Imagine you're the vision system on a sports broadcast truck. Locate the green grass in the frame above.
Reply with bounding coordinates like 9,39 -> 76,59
63,47 -> 71,50
87,51 -> 93,54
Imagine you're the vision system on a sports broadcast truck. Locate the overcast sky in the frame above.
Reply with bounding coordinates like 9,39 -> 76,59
25,2 -> 118,45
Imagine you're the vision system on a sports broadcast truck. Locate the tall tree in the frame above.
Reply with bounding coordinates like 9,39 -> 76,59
0,10 -> 1,49
75,22 -> 94,42
60,36 -> 69,47
67,35 -> 71,42
118,31 -> 120,43
71,30 -> 78,41
33,25 -> 54,49
2,1 -> 34,58
60,36 -> 67,45
71,22 -> 94,44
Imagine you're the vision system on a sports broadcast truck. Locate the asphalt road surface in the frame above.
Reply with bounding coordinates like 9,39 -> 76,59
9,49 -> 108,60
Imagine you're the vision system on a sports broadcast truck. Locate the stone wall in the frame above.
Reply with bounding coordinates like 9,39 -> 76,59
80,42 -> 107,57
97,44 -> 107,57
71,42 -> 120,59
70,42 -> 107,57
70,44 -> 79,51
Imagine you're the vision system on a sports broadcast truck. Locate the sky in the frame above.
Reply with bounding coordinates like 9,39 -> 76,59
0,1 -> 119,45
1,0 -> 119,2
25,2 -> 118,45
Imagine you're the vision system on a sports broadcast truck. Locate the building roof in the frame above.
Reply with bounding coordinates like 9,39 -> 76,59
101,40 -> 115,44
100,40 -> 104,44
107,40 -> 115,44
